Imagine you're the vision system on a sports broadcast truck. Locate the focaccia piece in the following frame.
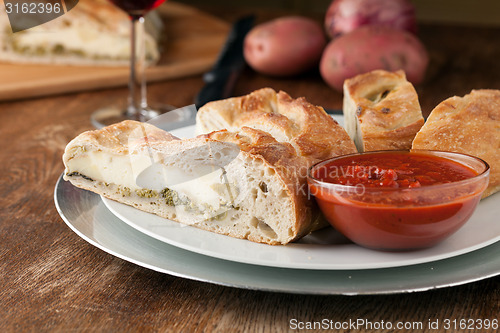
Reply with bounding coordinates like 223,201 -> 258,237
412,89 -> 500,198
0,0 -> 162,66
196,88 -> 357,161
343,70 -> 424,152
63,120 -> 325,245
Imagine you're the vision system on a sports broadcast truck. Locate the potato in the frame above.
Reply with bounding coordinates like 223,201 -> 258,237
244,16 -> 326,76
320,25 -> 428,91
324,0 -> 417,38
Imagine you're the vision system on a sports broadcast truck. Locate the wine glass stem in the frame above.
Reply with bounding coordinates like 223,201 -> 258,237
138,17 -> 149,110
126,16 -> 147,118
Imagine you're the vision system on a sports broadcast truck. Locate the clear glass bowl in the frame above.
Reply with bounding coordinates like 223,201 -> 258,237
307,150 -> 490,251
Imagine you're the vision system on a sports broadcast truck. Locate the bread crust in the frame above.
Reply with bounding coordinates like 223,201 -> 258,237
63,120 -> 179,161
412,89 -> 500,198
343,70 -> 424,152
196,88 -> 357,161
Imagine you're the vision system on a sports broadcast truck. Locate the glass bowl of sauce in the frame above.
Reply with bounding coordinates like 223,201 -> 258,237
307,150 -> 490,251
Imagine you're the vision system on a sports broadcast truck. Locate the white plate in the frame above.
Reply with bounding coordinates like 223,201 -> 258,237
103,193 -> 500,270
55,175 -> 500,295
101,121 -> 500,270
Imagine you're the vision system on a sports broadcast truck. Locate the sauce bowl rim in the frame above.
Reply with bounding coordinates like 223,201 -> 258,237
307,149 -> 490,194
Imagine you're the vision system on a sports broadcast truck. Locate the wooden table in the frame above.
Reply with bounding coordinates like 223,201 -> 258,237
1,13 -> 499,332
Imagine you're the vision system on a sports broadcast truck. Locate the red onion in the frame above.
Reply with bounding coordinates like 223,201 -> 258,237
325,0 -> 417,38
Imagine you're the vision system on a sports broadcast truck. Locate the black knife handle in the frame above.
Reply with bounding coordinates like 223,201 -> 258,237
325,109 -> 343,115
208,15 -> 255,76
194,15 -> 255,109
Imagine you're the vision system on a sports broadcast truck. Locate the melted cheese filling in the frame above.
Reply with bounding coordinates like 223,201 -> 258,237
66,151 -> 238,213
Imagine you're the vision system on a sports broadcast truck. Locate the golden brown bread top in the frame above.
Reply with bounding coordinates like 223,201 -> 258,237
345,70 -> 423,130
343,70 -> 424,151
206,127 -> 308,174
361,120 -> 424,152
276,91 -> 357,160
412,89 -> 500,198
63,120 -> 180,160
197,88 -> 357,161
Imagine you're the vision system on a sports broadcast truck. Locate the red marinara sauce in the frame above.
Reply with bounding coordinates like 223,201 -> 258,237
308,151 -> 488,250
313,152 -> 477,188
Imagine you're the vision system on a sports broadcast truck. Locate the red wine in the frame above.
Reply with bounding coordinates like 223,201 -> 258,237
109,0 -> 166,17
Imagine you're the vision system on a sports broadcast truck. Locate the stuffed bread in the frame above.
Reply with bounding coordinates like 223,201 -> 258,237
412,89 -> 500,198
63,120 -> 325,245
0,0 -> 162,66
343,70 -> 424,152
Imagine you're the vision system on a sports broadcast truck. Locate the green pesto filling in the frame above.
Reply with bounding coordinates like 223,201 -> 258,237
160,187 -> 186,206
136,189 -> 159,199
11,39 -> 118,59
8,36 -> 154,61
67,171 -> 240,216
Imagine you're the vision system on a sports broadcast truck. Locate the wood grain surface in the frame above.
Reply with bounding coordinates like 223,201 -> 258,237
0,9 -> 499,332
0,2 -> 229,101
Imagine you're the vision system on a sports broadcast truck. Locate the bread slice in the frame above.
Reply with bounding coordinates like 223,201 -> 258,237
412,89 -> 500,198
343,70 -> 424,152
196,88 -> 357,161
0,0 -> 162,66
63,120 -> 325,245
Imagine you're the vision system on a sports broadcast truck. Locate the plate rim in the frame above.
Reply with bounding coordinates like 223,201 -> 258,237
102,195 -> 500,270
54,174 -> 500,295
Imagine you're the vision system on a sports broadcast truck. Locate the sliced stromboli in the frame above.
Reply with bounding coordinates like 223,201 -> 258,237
63,120 -> 324,245
412,89 -> 500,198
0,0 -> 162,65
343,70 -> 424,152
195,88 -> 357,161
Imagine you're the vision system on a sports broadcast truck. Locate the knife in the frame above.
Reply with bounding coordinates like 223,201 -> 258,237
194,15 -> 255,109
325,108 -> 343,115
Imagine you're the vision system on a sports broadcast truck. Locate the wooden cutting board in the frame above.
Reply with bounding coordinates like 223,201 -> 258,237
0,2 -> 230,101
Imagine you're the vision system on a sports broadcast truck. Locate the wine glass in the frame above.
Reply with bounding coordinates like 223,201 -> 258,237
91,0 -> 193,129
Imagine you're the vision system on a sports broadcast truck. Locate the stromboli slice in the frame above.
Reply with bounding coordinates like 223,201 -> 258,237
63,120 -> 324,245
343,70 -> 424,152
412,89 -> 500,198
